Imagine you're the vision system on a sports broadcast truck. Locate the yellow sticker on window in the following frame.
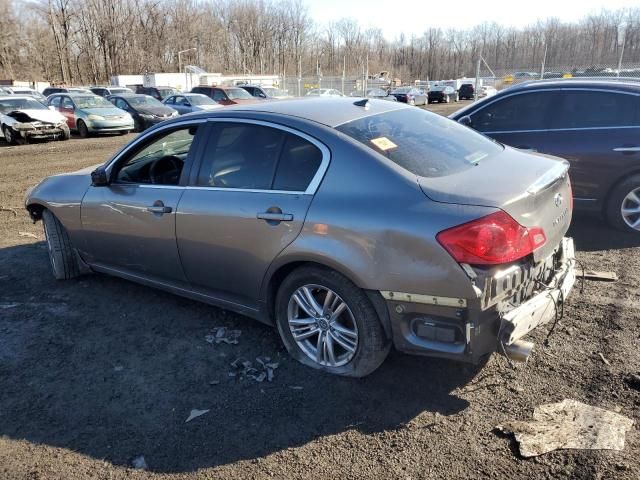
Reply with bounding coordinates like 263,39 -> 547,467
370,137 -> 397,151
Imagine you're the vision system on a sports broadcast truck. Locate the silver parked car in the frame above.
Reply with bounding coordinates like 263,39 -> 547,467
25,98 -> 576,377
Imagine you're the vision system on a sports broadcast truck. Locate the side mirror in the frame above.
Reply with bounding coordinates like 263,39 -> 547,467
184,102 -> 191,107
458,115 -> 473,127
259,93 -> 266,98
91,167 -> 109,186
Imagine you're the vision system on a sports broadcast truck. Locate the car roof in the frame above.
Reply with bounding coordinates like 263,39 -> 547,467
0,95 -> 40,100
109,93 -> 146,98
504,78 -> 640,94
170,97 -> 411,127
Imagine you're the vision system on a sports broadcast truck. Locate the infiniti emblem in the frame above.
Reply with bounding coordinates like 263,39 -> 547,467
554,193 -> 563,207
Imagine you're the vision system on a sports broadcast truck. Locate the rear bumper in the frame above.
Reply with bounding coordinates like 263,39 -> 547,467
384,237 -> 576,363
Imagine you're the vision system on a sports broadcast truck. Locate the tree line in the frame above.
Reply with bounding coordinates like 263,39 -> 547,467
1,0 -> 639,86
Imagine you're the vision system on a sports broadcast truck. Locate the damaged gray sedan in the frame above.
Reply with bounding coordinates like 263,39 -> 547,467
25,98 -> 575,377
1,96 -> 70,144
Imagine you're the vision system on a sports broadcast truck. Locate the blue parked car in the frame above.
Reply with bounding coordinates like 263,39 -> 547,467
162,93 -> 223,115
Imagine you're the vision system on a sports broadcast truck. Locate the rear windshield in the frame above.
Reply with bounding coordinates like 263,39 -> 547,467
336,108 -> 503,177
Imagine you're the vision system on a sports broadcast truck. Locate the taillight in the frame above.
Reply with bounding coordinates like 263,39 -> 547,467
436,211 -> 546,265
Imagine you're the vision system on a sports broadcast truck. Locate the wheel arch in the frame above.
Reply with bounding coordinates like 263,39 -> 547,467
261,258 -> 392,339
602,168 -> 640,215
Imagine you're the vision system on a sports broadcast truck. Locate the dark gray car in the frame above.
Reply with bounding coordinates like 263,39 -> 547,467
25,98 -> 576,377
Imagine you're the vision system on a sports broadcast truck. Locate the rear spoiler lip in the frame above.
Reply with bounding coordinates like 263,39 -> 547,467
526,160 -> 570,195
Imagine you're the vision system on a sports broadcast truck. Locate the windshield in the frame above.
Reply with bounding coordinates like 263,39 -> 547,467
226,88 -> 253,100
188,95 -> 216,105
158,88 -> 177,98
393,87 -> 411,93
262,87 -> 285,97
336,108 -> 503,178
127,96 -> 164,107
0,98 -> 47,113
74,96 -> 114,109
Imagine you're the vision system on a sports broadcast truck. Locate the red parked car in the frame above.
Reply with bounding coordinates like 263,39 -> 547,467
190,86 -> 261,106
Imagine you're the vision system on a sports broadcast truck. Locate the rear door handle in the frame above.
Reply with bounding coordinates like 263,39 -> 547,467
257,212 -> 293,222
517,146 -> 537,152
613,146 -> 640,152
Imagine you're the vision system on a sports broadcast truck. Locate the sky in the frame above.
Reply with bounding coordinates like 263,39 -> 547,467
306,0 -> 637,39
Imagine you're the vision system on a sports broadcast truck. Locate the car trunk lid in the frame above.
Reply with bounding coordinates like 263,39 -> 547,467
419,147 -> 572,261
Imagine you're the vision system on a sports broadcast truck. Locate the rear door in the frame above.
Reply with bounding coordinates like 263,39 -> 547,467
543,89 -> 640,204
468,91 -> 559,155
176,119 -> 329,308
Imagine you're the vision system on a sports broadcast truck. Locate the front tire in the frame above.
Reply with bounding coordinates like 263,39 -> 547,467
606,175 -> 640,233
77,120 -> 89,138
60,126 -> 71,141
42,210 -> 80,279
275,266 -> 390,377
3,126 -> 19,145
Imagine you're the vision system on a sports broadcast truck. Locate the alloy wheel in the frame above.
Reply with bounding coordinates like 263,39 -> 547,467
4,127 -> 14,144
287,284 -> 358,367
621,187 -> 640,230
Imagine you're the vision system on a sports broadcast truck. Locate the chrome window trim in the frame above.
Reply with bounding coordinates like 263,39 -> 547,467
468,87 -> 640,134
202,117 -> 331,196
483,125 -> 640,135
105,118 -> 209,173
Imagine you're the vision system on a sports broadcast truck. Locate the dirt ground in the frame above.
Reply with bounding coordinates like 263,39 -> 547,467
0,101 -> 638,479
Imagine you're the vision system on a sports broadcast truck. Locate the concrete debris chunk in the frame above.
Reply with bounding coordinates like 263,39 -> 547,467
130,455 -> 147,470
204,327 -> 241,345
231,356 -> 280,383
497,399 -> 634,458
18,231 -> 38,239
185,409 -> 210,423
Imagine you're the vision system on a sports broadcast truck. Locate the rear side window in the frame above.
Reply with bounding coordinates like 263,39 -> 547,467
212,90 -> 226,101
552,90 -> 640,129
273,135 -> 323,191
337,108 -> 502,178
197,123 -> 323,191
470,91 -> 556,132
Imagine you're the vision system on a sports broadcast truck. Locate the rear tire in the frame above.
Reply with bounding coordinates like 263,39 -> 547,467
275,266 -> 390,377
606,174 -> 640,233
77,120 -> 89,138
42,210 -> 80,279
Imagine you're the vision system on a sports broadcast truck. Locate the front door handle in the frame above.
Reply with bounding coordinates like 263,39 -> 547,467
613,146 -> 640,153
257,212 -> 294,222
147,200 -> 172,215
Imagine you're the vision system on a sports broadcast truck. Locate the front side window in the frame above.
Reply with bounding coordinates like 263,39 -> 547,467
552,90 -> 640,129
212,90 -> 226,101
337,108 -> 502,178
470,92 -> 556,132
197,123 -> 323,191
115,126 -> 199,185
49,96 -> 62,108
62,97 -> 74,109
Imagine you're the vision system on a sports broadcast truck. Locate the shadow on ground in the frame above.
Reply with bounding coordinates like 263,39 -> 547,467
0,242 -> 477,473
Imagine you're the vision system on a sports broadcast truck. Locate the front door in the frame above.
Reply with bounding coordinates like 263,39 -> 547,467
60,96 -> 76,129
177,120 -> 328,307
80,123 -> 205,283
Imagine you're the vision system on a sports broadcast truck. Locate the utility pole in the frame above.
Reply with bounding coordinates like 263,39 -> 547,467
617,23 -> 627,77
540,44 -> 547,79
365,54 -> 369,96
474,54 -> 481,102
317,56 -> 321,92
298,56 -> 302,97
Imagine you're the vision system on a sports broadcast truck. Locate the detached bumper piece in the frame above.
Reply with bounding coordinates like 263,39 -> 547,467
499,237 -> 576,361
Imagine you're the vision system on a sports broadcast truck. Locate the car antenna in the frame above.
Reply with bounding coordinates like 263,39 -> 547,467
353,98 -> 369,109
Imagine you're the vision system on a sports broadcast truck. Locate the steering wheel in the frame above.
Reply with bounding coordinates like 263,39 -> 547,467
149,155 -> 182,185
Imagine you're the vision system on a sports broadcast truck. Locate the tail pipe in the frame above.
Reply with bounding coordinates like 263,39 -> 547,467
502,340 -> 534,363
